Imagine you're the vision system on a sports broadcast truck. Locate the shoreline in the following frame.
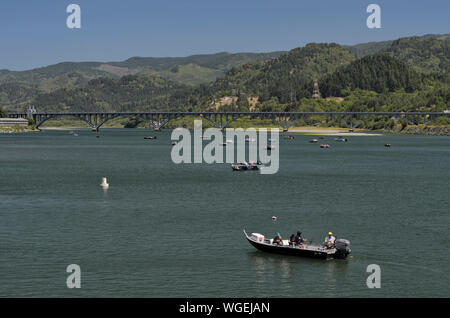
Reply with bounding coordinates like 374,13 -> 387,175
286,128 -> 382,136
20,125 -> 450,136
0,127 -> 39,134
39,126 -> 381,136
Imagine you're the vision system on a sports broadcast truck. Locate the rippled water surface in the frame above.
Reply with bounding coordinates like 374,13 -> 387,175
0,129 -> 449,297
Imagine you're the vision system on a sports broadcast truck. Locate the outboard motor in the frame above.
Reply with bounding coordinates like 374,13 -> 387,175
334,239 -> 351,259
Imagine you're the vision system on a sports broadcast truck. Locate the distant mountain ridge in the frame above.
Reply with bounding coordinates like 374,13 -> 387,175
1,33 -> 447,87
0,52 -> 284,86
0,33 -> 449,113
347,33 -> 450,57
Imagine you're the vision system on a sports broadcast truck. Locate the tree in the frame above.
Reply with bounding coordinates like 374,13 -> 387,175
0,107 -> 8,118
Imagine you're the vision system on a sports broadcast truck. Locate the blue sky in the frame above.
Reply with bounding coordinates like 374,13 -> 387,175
0,0 -> 448,70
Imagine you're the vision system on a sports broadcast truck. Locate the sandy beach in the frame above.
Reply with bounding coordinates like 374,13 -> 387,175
287,128 -> 383,136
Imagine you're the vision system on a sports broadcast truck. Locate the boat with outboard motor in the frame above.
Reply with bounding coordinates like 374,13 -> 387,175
231,161 -> 262,171
243,230 -> 351,260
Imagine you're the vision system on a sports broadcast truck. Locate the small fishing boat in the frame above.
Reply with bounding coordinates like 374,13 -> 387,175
144,136 -> 157,140
309,139 -> 318,143
243,230 -> 351,260
335,137 -> 348,142
171,141 -> 177,146
231,161 -> 261,171
265,145 -> 275,150
320,144 -> 331,148
283,135 -> 295,140
385,143 -> 391,147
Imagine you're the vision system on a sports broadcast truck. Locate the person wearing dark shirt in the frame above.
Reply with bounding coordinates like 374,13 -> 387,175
289,234 -> 295,246
295,231 -> 305,245
273,232 -> 283,246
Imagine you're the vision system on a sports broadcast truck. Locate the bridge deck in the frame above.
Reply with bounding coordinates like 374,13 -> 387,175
7,111 -> 448,131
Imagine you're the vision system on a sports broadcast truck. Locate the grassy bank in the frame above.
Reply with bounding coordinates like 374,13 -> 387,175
0,125 -> 39,133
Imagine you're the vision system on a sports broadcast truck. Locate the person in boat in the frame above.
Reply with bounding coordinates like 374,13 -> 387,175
294,231 -> 306,245
273,232 -> 283,246
323,232 -> 336,249
289,234 -> 295,246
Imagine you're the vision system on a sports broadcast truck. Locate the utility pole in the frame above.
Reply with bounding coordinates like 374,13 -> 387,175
312,79 -> 320,99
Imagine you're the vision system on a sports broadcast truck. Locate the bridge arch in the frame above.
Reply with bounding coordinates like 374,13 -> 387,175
10,111 -> 447,131
35,114 -> 97,129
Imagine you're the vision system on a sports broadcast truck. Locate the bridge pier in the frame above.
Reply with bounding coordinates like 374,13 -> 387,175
200,112 -> 242,130
271,113 -> 305,131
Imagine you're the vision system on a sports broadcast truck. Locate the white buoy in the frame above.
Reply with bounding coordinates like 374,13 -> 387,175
100,177 -> 109,188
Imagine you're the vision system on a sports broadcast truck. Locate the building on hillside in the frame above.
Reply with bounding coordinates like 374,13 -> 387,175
210,96 -> 239,110
325,97 -> 344,102
247,96 -> 259,111
0,118 -> 29,127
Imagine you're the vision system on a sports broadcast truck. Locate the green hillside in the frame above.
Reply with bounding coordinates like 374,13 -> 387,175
31,75 -> 188,113
1,34 -> 449,116
0,51 -> 283,89
0,82 -> 40,109
347,40 -> 393,58
347,34 -> 450,58
208,43 -> 357,103
383,36 -> 450,74
320,55 -> 422,97
111,52 -> 284,71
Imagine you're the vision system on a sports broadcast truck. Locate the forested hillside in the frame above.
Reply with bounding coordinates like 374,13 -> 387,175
320,55 -> 422,97
0,52 -> 283,88
31,75 -> 189,112
207,43 -> 357,103
383,36 -> 450,74
1,34 -> 449,116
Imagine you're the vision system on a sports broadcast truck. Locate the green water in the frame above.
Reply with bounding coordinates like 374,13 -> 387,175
0,129 -> 449,297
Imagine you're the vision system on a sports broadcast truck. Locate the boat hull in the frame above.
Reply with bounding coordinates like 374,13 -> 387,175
244,230 -> 350,260
231,165 -> 259,171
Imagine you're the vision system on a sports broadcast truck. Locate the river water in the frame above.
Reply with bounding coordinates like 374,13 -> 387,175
0,129 -> 449,297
